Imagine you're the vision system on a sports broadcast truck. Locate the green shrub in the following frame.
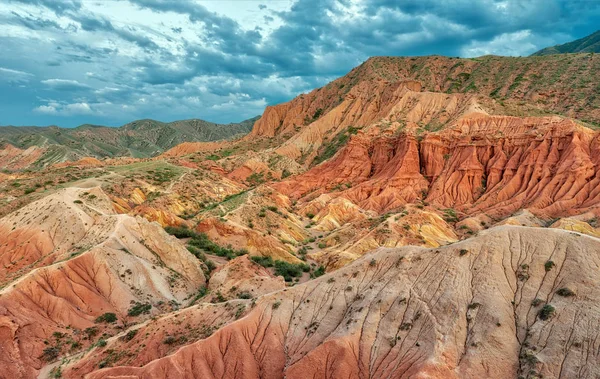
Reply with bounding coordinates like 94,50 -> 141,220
84,326 -> 98,339
274,260 -> 309,282
313,265 -> 326,277
122,329 -> 138,342
556,287 -> 575,297
166,226 -> 247,260
163,336 -> 177,345
41,346 -> 60,361
95,312 -> 117,323
251,255 -> 274,267
127,302 -> 152,317
538,304 -> 555,320
544,260 -> 555,272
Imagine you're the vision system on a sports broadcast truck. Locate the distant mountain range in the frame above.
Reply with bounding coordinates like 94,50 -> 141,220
532,30 -> 600,56
0,117 -> 258,165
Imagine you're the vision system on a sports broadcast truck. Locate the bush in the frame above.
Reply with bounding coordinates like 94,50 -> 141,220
274,260 -> 309,282
251,255 -> 274,268
167,226 -> 247,260
84,326 -> 98,339
73,200 -> 83,204
538,304 -> 555,320
163,336 -> 177,345
128,302 -> 152,317
41,346 -> 60,361
531,298 -> 543,307
556,287 -> 575,297
312,265 -> 326,278
237,292 -> 252,299
459,249 -> 468,256
95,312 -> 117,323
96,339 -> 107,347
544,260 -> 555,272
164,225 -> 196,238
122,329 -> 138,342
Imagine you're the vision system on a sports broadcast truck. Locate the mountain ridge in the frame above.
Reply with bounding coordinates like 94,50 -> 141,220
531,30 -> 600,56
0,116 -> 259,168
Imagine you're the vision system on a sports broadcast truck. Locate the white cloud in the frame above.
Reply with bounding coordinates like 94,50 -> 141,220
0,67 -> 33,76
460,30 -> 554,57
64,102 -> 93,114
41,78 -> 90,90
33,101 -> 95,116
34,105 -> 57,114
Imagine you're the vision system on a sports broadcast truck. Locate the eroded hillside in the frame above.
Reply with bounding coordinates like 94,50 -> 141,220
2,53 -> 600,378
77,227 -> 600,379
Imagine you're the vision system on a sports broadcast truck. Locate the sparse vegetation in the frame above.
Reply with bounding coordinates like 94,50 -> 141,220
274,260 -> 310,282
556,287 -> 575,297
251,255 -> 274,267
127,302 -> 152,317
95,312 -> 117,324
313,126 -> 360,165
165,225 -> 247,260
538,304 -> 556,320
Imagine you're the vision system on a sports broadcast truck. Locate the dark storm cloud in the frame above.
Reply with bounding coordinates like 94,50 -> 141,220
0,0 -> 599,127
70,14 -> 161,51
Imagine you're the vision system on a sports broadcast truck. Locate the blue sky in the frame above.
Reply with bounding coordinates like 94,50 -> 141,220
0,0 -> 598,127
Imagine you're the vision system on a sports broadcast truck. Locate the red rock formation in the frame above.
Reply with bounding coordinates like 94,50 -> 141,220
0,143 -> 45,170
276,115 -> 600,219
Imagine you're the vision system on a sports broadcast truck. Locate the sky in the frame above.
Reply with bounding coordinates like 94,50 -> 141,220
0,0 -> 598,127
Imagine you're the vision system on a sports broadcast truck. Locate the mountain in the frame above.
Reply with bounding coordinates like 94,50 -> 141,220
532,30 -> 600,56
0,116 -> 258,168
3,53 -> 600,378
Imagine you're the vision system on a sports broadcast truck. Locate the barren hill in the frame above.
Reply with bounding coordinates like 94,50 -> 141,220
78,226 -> 600,379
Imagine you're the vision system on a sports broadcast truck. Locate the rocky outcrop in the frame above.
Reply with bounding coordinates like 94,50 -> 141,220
251,54 -> 600,139
277,115 -> 600,220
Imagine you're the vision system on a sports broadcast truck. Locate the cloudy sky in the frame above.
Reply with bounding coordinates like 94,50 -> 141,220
0,0 -> 598,127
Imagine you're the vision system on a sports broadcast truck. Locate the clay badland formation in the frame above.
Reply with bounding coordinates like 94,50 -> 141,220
1,48 -> 600,379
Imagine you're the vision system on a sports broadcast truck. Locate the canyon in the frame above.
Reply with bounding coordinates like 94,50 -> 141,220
1,52 -> 600,378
